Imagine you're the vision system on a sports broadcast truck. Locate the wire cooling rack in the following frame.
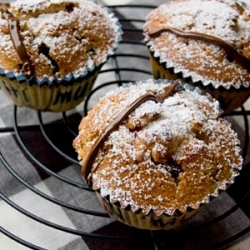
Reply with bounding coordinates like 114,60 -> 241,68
0,5 -> 250,250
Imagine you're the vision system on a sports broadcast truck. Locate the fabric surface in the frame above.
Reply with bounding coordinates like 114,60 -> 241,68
1,2 -> 250,250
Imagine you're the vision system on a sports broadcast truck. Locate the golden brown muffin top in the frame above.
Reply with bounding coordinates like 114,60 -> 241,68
73,80 -> 243,216
0,0 -> 121,79
143,0 -> 250,89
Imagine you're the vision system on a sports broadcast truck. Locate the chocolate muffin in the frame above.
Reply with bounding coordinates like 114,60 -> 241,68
143,0 -> 250,113
73,79 -> 243,230
0,0 -> 122,111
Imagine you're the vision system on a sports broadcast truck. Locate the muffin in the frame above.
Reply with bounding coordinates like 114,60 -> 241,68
143,0 -> 250,113
73,79 -> 243,230
0,0 -> 122,112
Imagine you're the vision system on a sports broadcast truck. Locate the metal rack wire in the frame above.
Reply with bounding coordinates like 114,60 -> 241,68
0,5 -> 250,250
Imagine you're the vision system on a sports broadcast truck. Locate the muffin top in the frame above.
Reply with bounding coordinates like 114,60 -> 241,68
143,0 -> 250,89
0,0 -> 121,79
73,79 -> 243,216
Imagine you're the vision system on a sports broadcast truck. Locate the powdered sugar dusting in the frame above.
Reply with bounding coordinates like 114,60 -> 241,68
73,79 -> 243,216
144,0 -> 250,89
158,0 -> 240,44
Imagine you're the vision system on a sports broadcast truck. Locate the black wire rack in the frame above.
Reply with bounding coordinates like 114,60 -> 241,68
0,5 -> 250,250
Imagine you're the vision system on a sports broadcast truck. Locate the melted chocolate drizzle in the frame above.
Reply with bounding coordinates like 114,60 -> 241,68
1,4 -> 34,77
82,80 -> 179,187
148,27 -> 250,72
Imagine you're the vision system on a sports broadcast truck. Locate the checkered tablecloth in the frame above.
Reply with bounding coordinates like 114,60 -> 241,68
1,1 -> 250,249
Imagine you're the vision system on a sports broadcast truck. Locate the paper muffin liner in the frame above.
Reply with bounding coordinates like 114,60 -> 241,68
0,6 -> 123,112
94,156 -> 241,231
95,170 -> 240,231
96,191 -> 202,230
148,50 -> 250,114
0,66 -> 102,112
